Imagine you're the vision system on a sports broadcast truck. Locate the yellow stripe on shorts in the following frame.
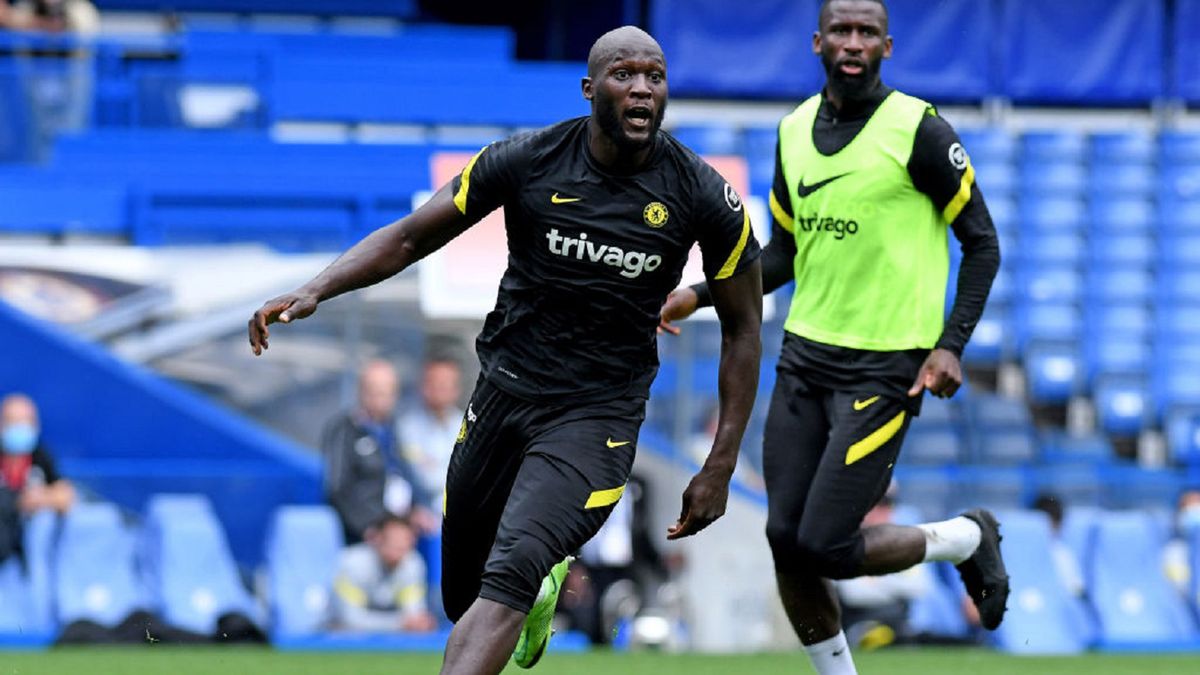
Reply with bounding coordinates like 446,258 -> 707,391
845,411 -> 906,466
584,484 -> 626,509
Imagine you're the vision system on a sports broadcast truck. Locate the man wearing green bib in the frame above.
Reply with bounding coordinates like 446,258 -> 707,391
660,1 -> 1005,672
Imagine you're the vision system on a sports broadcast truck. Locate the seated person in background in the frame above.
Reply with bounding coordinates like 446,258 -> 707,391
1164,487 -> 1200,597
0,0 -> 99,33
399,355 -> 464,513
321,359 -> 435,544
1,393 -> 74,563
835,481 -> 932,649
332,513 -> 437,633
1031,492 -> 1085,598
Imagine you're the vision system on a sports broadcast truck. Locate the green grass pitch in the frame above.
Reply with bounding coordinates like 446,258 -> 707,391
2,648 -> 1199,675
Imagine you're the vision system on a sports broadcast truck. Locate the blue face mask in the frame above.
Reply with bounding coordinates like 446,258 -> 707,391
2,423 -> 38,455
1179,504 -> 1200,534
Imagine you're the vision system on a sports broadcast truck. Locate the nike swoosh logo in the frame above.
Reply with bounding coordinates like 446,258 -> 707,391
796,173 -> 851,198
551,193 -> 582,204
606,438 -> 631,448
853,395 -> 880,411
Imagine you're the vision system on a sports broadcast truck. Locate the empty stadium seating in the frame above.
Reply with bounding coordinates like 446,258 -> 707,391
55,503 -> 145,628
265,505 -> 344,637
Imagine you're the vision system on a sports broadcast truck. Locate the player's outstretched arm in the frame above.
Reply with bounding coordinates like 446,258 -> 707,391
248,183 -> 472,355
668,259 -> 762,540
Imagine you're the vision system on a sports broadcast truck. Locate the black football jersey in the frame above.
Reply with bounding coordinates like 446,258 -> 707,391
450,117 -> 760,404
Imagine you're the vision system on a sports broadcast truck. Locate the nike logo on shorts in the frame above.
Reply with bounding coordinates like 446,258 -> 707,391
551,192 -> 582,204
853,395 -> 880,411
796,172 -> 851,198
606,438 -> 631,448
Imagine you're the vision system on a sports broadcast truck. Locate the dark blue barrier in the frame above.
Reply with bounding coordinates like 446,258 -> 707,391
1002,0 -> 1165,105
0,300 -> 322,566
651,0 -> 823,99
1175,0 -> 1200,103
95,0 -> 420,17
886,0 -> 995,103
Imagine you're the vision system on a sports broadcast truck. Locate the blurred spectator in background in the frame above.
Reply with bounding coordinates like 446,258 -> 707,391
835,481 -> 932,649
0,0 -> 100,158
399,355 -> 464,513
0,0 -> 99,33
332,513 -> 437,633
321,359 -> 435,544
0,392 -> 74,563
1032,492 -> 1085,598
1164,487 -> 1200,597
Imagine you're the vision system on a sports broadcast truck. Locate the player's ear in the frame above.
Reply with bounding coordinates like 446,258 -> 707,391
812,31 -> 821,55
883,35 -> 893,59
582,76 -> 594,101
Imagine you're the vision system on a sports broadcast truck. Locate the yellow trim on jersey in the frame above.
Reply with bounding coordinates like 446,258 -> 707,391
397,583 -> 426,609
584,484 -> 626,509
942,162 -> 975,224
769,190 -> 794,233
845,411 -> 906,466
453,148 -> 486,215
334,577 -> 368,607
714,208 -> 751,280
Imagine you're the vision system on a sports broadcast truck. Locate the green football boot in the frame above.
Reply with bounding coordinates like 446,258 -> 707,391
512,556 -> 573,669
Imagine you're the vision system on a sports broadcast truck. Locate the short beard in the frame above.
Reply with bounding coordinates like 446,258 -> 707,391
822,53 -> 882,102
595,94 -> 666,152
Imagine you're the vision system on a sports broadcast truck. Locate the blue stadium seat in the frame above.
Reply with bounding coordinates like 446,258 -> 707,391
1161,234 -> 1200,267
23,510 -> 58,634
974,429 -> 1039,465
965,392 -> 1034,430
1190,528 -> 1200,613
1159,131 -> 1200,164
1018,262 -> 1083,301
1038,431 -> 1114,466
55,502 -> 144,627
1085,265 -> 1153,304
1061,506 -> 1099,578
1156,303 -> 1200,341
1154,364 -> 1200,422
891,468 -> 953,521
1158,269 -> 1200,304
961,304 -> 1011,366
1025,343 -> 1083,404
1090,511 -> 1198,645
973,159 -> 1016,196
1162,198 -> 1200,234
1094,376 -> 1150,437
993,510 -> 1087,653
918,395 -> 961,427
1088,197 -> 1156,234
1019,196 -> 1085,233
959,128 -> 1016,164
141,494 -> 259,635
1022,131 -> 1087,164
1160,164 -> 1200,202
985,264 -> 1014,306
952,467 -> 1028,509
1019,162 -> 1087,196
1084,335 -> 1150,383
0,558 -> 31,634
1015,301 -> 1082,351
1089,164 -> 1156,199
986,195 -> 1017,233
1090,131 -> 1156,164
666,124 -> 743,156
1032,463 -> 1105,506
1020,233 -> 1085,267
265,505 -> 344,637
1165,410 -> 1200,465
1089,234 -> 1155,268
1085,302 -> 1152,341
901,425 -> 963,465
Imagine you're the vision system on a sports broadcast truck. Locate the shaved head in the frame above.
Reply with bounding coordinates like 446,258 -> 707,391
587,26 -> 663,79
820,0 -> 888,30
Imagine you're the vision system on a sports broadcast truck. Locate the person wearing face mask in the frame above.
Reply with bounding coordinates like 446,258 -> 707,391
1164,488 -> 1200,597
0,393 -> 75,564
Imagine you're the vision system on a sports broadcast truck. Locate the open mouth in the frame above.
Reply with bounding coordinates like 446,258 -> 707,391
838,60 -> 865,76
625,106 -> 653,130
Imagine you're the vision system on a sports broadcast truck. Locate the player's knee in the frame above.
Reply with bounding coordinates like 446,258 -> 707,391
765,519 -> 803,568
794,534 -> 861,580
